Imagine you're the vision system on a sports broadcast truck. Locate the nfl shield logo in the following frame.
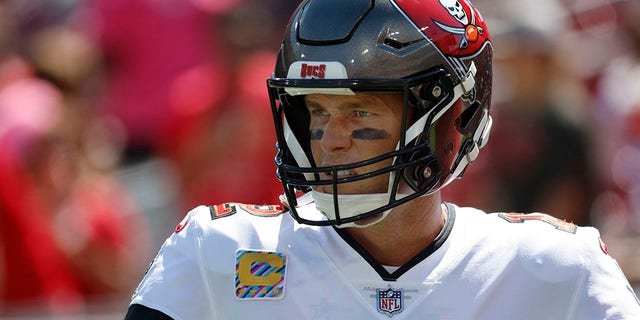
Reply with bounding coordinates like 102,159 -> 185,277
377,288 -> 403,317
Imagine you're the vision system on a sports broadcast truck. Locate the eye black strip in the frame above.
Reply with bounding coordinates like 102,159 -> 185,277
310,129 -> 324,140
351,128 -> 389,140
309,128 -> 390,140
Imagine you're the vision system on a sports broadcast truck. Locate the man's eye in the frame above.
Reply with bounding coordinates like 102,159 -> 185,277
310,109 -> 329,117
355,110 -> 372,117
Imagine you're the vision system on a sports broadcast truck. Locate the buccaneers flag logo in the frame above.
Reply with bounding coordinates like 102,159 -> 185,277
394,0 -> 490,57
434,0 -> 485,49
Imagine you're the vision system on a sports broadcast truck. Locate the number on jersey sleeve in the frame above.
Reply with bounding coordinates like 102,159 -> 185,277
498,212 -> 577,234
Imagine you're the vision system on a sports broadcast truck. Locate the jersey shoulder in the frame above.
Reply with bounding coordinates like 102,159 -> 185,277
166,203 -> 294,258
450,205 -> 640,318
449,205 -> 620,288
455,205 -> 596,242
452,205 -> 610,268
130,203 -> 288,318
175,202 -> 286,233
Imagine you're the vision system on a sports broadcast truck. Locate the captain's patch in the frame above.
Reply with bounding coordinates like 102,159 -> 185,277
235,249 -> 286,300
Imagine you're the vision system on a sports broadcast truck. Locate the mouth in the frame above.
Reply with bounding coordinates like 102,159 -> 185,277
321,169 -> 357,181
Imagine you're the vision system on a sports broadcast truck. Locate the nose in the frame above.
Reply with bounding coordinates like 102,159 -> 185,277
319,117 -> 352,153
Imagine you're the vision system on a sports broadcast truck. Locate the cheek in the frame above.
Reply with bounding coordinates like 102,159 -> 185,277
309,140 -> 323,162
384,126 -> 402,153
358,122 -> 401,159
378,137 -> 399,155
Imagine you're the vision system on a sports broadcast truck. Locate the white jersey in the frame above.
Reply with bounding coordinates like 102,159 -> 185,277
130,200 -> 640,319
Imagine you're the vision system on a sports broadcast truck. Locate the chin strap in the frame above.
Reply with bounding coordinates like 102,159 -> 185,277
310,190 -> 415,228
311,190 -> 393,228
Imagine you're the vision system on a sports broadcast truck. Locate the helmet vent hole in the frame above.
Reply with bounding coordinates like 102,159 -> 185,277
383,37 -> 423,50
457,102 -> 482,134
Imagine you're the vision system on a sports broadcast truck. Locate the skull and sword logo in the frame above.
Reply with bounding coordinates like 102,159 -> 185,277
434,0 -> 485,49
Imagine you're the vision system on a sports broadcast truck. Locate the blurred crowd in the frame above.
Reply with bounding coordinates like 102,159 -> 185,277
0,0 -> 638,318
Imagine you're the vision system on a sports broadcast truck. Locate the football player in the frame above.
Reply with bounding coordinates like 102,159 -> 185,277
125,0 -> 640,319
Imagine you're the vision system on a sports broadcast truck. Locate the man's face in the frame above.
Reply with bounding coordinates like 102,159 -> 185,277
305,92 -> 404,195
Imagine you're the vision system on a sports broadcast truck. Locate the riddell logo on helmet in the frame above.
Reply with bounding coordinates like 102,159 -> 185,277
300,63 -> 326,78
